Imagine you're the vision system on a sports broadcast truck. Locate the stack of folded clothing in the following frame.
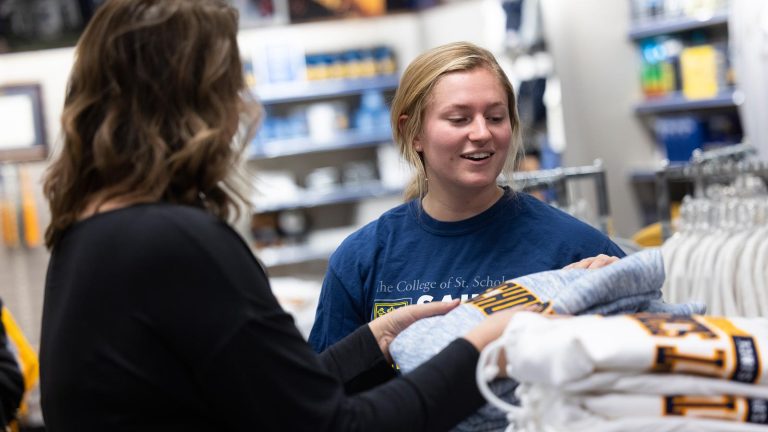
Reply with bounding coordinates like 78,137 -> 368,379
389,248 -> 706,432
478,312 -> 768,432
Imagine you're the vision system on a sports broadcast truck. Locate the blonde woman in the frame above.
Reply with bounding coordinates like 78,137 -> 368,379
310,42 -> 622,352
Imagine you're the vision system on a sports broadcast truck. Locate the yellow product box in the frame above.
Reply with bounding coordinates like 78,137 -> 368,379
679,45 -> 720,100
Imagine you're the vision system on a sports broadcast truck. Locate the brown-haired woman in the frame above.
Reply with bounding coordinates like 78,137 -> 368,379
39,1 -> 521,431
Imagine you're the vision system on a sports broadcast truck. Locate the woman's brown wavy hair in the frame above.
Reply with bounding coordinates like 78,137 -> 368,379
43,0 -> 260,249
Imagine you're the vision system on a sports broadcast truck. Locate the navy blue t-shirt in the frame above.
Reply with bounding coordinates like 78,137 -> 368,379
308,189 -> 625,352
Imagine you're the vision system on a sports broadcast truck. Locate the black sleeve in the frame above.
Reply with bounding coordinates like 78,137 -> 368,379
360,338 -> 486,432
142,215 -> 487,432
199,315 -> 485,432
177,238 -> 485,431
318,325 -> 396,394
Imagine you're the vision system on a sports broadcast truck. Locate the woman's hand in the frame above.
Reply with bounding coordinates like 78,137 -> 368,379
368,300 -> 460,363
563,254 -> 620,270
462,303 -> 545,353
464,304 -> 552,378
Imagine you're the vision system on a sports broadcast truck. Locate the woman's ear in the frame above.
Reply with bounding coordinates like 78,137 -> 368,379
400,114 -> 423,152
413,136 -> 422,152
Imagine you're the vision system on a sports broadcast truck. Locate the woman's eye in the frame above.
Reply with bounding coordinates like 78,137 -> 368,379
487,116 -> 505,123
448,117 -> 468,124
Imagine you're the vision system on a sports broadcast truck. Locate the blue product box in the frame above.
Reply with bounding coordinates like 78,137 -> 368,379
653,115 -> 705,162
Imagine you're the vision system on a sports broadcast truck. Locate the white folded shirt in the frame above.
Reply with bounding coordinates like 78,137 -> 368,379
561,372 -> 768,399
512,386 -> 768,432
502,312 -> 768,386
579,393 -> 768,424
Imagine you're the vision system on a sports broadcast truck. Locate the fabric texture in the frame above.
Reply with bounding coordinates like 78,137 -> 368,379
561,372 -> 768,398
309,188 -> 626,353
40,203 -> 487,432
511,385 -> 768,432
390,248 -> 705,374
578,393 -> 767,423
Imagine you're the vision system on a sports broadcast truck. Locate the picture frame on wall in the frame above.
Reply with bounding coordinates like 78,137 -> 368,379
286,0 -> 433,23
230,0 -> 290,28
0,84 -> 47,162
287,0 -> 386,23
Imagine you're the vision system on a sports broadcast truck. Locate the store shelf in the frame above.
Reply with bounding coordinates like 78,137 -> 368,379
254,75 -> 400,105
628,11 -> 729,40
255,226 -> 357,268
249,128 -> 392,159
256,243 -> 335,268
629,168 -> 659,182
634,90 -> 738,115
254,181 -> 402,213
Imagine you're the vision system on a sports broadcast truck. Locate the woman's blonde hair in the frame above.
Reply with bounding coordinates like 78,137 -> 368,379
43,0 -> 261,248
390,41 -> 522,201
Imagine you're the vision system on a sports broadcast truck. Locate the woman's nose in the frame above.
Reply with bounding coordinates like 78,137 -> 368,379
468,117 -> 491,141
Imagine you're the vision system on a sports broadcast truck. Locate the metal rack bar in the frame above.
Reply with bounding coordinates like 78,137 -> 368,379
508,159 -> 612,233
656,144 -> 767,239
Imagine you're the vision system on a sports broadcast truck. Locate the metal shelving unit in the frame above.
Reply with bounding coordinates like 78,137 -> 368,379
634,90 -> 739,115
257,243 -> 338,268
253,75 -> 399,104
507,160 -> 613,234
254,181 -> 401,213
654,143 -> 759,239
249,71 -> 402,269
248,128 -> 391,159
627,0 -> 743,185
628,11 -> 729,40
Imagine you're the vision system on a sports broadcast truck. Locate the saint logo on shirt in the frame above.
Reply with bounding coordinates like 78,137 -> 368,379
371,299 -> 411,320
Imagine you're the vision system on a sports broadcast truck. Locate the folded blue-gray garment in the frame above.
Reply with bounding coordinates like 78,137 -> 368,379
389,248 -> 706,432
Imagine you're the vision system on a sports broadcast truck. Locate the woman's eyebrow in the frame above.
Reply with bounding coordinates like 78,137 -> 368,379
440,101 -> 507,110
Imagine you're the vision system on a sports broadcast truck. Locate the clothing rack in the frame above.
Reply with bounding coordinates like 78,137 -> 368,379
507,159 -> 612,233
655,143 -> 768,239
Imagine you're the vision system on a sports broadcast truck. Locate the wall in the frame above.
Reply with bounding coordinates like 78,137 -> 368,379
540,0 -> 661,237
419,0 -> 506,51
1,47 -> 69,349
0,162 -> 49,351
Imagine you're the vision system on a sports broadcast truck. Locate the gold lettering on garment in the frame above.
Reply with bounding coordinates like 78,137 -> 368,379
665,395 -> 739,420
654,345 -> 726,374
467,281 -> 541,316
704,316 -> 763,383
634,314 -> 717,339
630,314 -> 762,383
664,395 -> 768,424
